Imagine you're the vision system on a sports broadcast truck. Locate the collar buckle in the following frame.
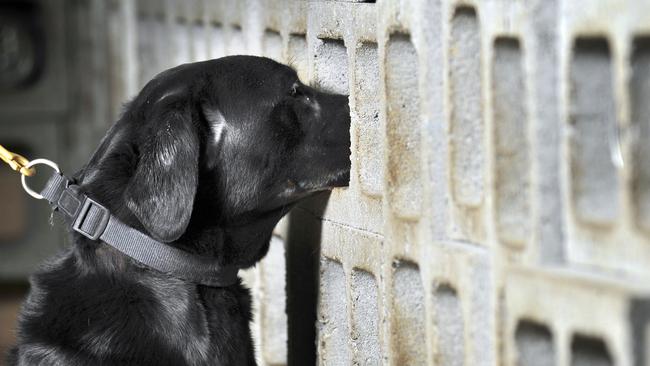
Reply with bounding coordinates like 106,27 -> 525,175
73,197 -> 110,240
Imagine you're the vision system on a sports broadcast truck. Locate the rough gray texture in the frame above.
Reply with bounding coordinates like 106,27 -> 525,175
313,38 -> 349,95
449,6 -> 483,208
385,34 -> 422,219
350,269 -> 380,366
264,30 -> 283,62
318,259 -> 350,366
515,321 -> 555,366
229,25 -> 247,56
137,16 -> 159,86
469,252 -> 493,366
433,285 -> 464,366
530,0 -> 564,263
569,38 -> 619,225
392,261 -> 426,365
173,20 -> 192,64
191,22 -> 208,61
354,42 -> 383,197
258,236 -> 288,365
631,37 -> 650,232
493,37 -> 530,247
209,24 -> 225,59
287,35 -> 308,81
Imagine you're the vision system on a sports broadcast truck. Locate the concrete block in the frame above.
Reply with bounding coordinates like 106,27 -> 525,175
350,269 -> 381,366
262,0 -> 284,32
191,22 -> 209,61
354,42 -> 383,198
630,36 -> 650,232
313,38 -> 349,95
228,25 -> 247,56
515,321 -> 556,366
106,0 -> 138,120
629,299 -> 650,366
503,266 -> 650,366
318,219 -> 383,281
263,29 -> 283,62
385,34 -> 422,220
561,0 -> 650,279
285,1 -> 308,36
529,0 -> 564,263
305,8 -> 384,235
120,1 -> 650,365
172,19 -> 192,64
569,37 -> 619,225
318,259 -> 350,366
287,34 -> 309,81
391,261 -> 426,365
424,241 -> 494,366
136,16 -> 159,86
432,284 -> 464,366
446,4 -> 486,244
208,23 -> 226,59
449,6 -> 484,209
492,37 -> 530,248
258,236 -> 288,365
570,335 -> 613,366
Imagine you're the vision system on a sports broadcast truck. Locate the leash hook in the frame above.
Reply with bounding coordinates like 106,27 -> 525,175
21,159 -> 61,200
0,144 -> 36,176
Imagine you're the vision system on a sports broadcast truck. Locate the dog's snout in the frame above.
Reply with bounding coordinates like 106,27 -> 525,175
316,92 -> 351,188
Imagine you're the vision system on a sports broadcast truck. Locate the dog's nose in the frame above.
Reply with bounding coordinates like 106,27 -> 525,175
333,94 -> 351,126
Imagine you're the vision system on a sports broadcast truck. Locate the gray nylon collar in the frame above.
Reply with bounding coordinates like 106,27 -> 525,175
40,172 -> 239,287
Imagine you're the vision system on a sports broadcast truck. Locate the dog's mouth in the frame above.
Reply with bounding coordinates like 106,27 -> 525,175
257,168 -> 349,215
300,168 -> 350,191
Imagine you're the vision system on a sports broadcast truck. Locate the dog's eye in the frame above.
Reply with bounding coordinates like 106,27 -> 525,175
290,82 -> 302,97
290,83 -> 313,103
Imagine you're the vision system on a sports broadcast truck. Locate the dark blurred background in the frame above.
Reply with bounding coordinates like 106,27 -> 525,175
0,0 -> 125,359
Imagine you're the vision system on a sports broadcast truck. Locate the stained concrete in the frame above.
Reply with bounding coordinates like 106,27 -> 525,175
569,38 -> 619,225
354,42 -> 382,198
385,34 -> 422,219
114,0 -> 650,365
318,259 -> 350,366
492,37 -> 530,247
515,321 -> 556,366
350,269 -> 381,366
392,261 -> 426,365
631,37 -> 650,232
449,6 -> 483,208
433,285 -> 464,366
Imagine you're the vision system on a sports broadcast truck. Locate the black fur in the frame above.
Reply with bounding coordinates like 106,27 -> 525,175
7,56 -> 351,365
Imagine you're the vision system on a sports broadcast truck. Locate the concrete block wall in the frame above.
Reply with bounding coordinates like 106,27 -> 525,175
96,0 -> 650,365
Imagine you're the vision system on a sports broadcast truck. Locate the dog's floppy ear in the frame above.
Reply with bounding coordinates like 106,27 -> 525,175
124,100 -> 199,242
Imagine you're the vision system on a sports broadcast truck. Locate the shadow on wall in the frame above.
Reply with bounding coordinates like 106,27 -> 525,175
286,192 -> 331,366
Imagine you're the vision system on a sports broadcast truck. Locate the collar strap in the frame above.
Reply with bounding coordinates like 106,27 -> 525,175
39,172 -> 239,287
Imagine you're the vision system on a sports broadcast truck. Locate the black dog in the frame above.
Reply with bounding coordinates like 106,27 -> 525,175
7,56 -> 350,365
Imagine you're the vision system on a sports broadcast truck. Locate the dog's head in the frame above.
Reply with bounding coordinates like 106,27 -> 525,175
84,56 -> 350,243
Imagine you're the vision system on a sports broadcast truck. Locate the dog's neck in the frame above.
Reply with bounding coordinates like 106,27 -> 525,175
173,201 -> 288,267
76,171 -> 285,273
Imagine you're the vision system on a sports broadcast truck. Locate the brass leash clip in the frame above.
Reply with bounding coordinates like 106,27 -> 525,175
0,144 -> 35,176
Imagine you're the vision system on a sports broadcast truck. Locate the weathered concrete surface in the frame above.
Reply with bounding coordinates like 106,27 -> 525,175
119,0 -> 650,365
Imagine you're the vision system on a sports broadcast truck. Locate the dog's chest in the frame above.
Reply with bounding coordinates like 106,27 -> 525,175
22,257 -> 252,365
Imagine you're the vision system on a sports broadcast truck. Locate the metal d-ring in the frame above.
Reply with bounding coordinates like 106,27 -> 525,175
21,159 -> 61,200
